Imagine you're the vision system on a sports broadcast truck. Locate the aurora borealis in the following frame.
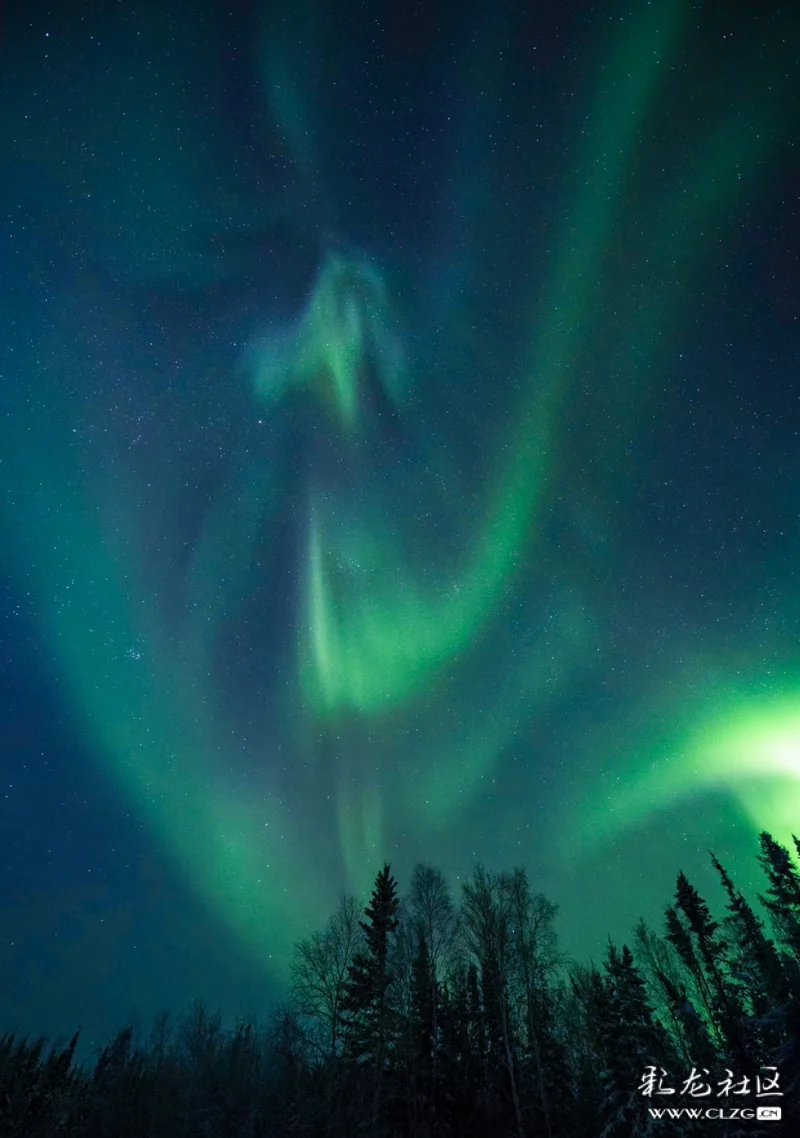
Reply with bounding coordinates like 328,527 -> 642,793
2,0 -> 799,1044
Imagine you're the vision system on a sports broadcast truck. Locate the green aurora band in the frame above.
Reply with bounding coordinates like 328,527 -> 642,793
2,0 -> 798,976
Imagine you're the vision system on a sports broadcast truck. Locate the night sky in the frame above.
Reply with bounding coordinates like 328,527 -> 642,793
2,0 -> 799,1050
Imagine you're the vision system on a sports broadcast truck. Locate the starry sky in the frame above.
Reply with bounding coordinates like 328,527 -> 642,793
1,0 -> 799,1048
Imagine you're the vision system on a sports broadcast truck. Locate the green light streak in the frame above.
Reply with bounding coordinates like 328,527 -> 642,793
301,0 -> 689,718
1,408 -> 322,980
567,29 -> 799,857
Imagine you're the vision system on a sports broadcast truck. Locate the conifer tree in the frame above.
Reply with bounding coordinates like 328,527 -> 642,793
710,853 -> 787,1020
561,974 -> 604,1138
633,920 -> 699,1066
757,834 -> 800,1126
437,966 -> 483,1133
668,873 -> 747,1058
655,969 -> 719,1072
580,965 -> 626,1136
340,863 -> 401,1072
758,831 -> 800,958
609,945 -> 675,1062
406,932 -> 437,1134
674,874 -> 726,994
665,904 -> 719,1037
588,945 -> 676,1138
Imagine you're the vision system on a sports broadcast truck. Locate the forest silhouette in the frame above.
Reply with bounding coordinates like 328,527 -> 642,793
3,831 -> 799,1136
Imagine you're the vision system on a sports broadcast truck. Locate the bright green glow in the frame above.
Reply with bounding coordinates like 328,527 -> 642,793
577,690 -> 800,858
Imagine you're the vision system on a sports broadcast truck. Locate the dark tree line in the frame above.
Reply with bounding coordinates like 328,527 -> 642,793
4,831 -> 800,1135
